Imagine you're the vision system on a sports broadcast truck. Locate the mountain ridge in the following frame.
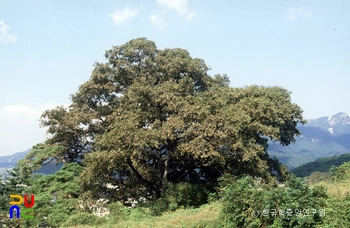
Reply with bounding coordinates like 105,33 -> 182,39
0,149 -> 31,179
307,112 -> 350,135
268,112 -> 350,169
0,149 -> 31,164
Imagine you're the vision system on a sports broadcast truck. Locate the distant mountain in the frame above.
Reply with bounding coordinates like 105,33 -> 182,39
0,149 -> 31,178
268,112 -> 350,170
308,112 -> 350,136
0,149 -> 64,178
0,149 -> 31,164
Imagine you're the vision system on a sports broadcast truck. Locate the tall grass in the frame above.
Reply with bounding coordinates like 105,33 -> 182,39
68,202 -> 220,228
313,181 -> 350,198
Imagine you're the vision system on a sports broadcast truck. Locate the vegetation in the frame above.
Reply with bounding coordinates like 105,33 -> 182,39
219,175 -> 328,227
34,38 -> 305,203
2,163 -> 348,227
1,38 -> 349,227
291,153 -> 350,177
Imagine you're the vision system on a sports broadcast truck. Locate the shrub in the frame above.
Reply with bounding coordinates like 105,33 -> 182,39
322,194 -> 350,227
219,176 -> 264,227
138,180 -> 214,216
142,197 -> 170,216
219,175 -> 328,227
165,181 -> 212,209
107,202 -> 130,221
330,162 -> 350,182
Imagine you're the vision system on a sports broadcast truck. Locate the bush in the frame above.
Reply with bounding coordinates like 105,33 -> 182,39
138,181 -> 214,216
219,176 -> 264,227
165,181 -> 212,209
322,194 -> 350,227
330,162 -> 350,182
219,175 -> 328,227
143,197 -> 170,216
107,202 -> 130,221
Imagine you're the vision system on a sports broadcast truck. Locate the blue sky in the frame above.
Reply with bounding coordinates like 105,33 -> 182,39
0,0 -> 349,156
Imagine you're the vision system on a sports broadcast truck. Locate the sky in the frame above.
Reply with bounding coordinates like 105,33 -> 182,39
0,0 -> 349,156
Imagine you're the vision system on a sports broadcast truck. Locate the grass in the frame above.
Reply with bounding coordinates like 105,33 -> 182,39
62,179 -> 349,228
66,181 -> 348,228
64,162 -> 350,228
312,181 -> 350,198
68,202 -> 221,228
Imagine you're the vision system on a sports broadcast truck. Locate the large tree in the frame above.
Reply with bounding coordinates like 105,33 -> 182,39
40,38 -> 305,201
40,38 -> 211,163
80,79 -> 304,200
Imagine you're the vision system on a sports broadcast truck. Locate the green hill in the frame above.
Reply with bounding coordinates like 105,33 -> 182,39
290,153 -> 350,177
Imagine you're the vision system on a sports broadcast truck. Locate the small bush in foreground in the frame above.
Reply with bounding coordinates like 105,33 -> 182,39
219,175 -> 328,228
140,181 -> 214,216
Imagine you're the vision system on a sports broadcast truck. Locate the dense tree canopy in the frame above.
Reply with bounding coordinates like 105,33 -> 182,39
39,38 -> 306,202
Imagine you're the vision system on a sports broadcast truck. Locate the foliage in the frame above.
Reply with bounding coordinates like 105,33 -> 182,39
310,161 -> 350,226
2,155 -> 350,227
329,160 -> 350,182
139,181 -> 213,216
321,194 -> 350,227
63,38 -> 306,202
1,38 -> 314,227
0,161 -> 83,227
107,202 -> 131,223
0,165 -> 32,228
0,166 -> 29,211
16,143 -> 65,178
164,181 -> 212,210
219,175 -> 328,228
40,105 -> 98,163
142,198 -> 169,217
32,163 -> 82,227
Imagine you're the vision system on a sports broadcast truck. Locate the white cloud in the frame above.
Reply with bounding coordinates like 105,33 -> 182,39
1,105 -> 40,121
0,103 -> 69,156
156,0 -> 195,21
0,21 -> 18,44
109,5 -> 139,25
286,7 -> 312,20
149,15 -> 167,29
